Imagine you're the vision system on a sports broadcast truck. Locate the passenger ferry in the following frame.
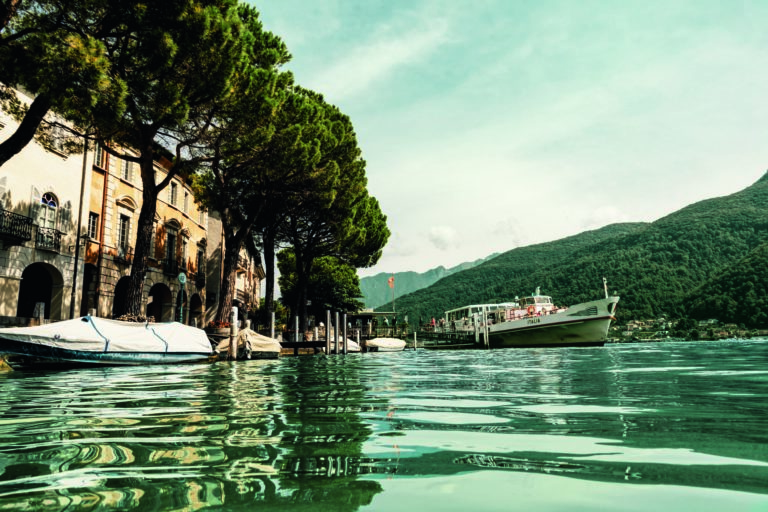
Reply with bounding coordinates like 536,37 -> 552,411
444,282 -> 619,348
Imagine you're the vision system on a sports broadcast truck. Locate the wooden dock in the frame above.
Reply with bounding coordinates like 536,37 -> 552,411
409,330 -> 483,350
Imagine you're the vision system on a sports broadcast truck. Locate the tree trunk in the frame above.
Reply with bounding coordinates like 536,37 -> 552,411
0,93 -> 53,168
263,227 -> 276,316
125,143 -> 157,316
293,251 -> 312,333
215,228 -> 245,324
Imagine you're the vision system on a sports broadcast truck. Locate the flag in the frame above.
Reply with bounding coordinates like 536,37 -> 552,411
388,275 -> 394,288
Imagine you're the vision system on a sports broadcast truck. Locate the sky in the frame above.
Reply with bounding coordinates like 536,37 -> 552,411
253,0 -> 768,277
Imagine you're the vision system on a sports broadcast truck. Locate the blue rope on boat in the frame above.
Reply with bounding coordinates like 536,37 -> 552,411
85,316 -> 111,352
148,325 -> 169,353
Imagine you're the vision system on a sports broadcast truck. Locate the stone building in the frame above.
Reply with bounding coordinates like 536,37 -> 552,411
0,86 -> 263,326
81,144 -> 209,326
0,88 -> 87,325
203,211 -> 264,326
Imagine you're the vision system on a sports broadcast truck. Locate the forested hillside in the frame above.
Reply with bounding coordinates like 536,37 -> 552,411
385,172 -> 768,327
684,242 -> 768,326
359,256 -> 494,309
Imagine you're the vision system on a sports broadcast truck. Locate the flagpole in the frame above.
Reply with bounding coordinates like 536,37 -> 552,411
391,274 -> 395,311
388,274 -> 395,328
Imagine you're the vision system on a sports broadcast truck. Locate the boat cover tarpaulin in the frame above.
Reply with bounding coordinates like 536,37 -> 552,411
366,338 -> 406,351
0,316 -> 212,354
215,328 -> 281,358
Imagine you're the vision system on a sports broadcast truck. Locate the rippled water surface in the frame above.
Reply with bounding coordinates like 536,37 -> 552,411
2,340 -> 768,511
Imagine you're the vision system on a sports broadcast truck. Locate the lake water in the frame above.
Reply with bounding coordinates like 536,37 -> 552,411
1,340 -> 768,511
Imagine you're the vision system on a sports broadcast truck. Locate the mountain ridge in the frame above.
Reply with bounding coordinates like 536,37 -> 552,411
380,171 -> 768,327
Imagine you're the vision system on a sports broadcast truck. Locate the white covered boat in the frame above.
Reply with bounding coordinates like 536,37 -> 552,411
0,316 -> 215,368
215,328 -> 281,359
445,285 -> 619,348
365,337 -> 406,352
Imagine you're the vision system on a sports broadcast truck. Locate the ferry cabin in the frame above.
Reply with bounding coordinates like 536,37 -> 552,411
444,295 -> 562,330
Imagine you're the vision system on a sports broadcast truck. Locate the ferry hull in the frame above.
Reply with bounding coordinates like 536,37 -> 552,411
486,297 -> 618,349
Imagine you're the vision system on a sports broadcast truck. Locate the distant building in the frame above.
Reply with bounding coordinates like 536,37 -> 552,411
204,211 -> 263,326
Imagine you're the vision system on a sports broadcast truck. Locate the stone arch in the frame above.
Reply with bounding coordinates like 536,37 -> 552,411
189,293 -> 203,327
146,282 -> 173,322
165,218 -> 181,231
17,262 -> 64,321
111,276 -> 131,318
115,196 -> 138,211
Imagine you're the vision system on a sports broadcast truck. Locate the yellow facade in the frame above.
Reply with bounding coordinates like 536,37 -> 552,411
83,147 -> 209,326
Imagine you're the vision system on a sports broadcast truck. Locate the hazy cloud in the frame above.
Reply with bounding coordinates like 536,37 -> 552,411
307,18 -> 449,100
427,226 -> 460,251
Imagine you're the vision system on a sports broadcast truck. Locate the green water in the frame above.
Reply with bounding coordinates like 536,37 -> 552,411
2,340 -> 768,511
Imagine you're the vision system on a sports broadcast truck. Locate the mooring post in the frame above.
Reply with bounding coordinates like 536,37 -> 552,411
356,329 -> 361,353
413,331 -> 417,350
229,307 -> 239,361
335,311 -> 340,355
326,310 -> 331,354
343,313 -> 348,355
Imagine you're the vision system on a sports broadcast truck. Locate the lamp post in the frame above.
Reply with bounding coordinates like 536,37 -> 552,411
178,272 -> 186,323
69,131 -> 90,319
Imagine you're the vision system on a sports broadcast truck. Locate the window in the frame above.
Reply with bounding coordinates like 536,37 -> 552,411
198,209 -> 205,225
120,159 -> 133,182
196,248 -> 204,274
38,192 -> 58,229
95,145 -> 107,168
166,230 -> 177,261
170,182 -> 178,206
118,214 -> 130,249
47,123 -> 68,155
88,212 -> 99,240
149,220 -> 158,259
183,191 -> 189,213
181,236 -> 188,269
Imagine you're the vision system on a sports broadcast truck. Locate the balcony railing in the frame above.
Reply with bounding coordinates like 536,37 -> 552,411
35,227 -> 62,252
0,209 -> 33,242
115,245 -> 134,264
162,258 -> 181,276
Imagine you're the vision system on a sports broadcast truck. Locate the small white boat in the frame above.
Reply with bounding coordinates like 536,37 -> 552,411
366,337 -> 406,352
0,316 -> 215,368
215,328 -> 281,359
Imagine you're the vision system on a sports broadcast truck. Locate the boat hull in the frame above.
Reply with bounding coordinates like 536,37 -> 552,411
1,337 -> 215,368
365,338 -> 406,352
486,297 -> 618,348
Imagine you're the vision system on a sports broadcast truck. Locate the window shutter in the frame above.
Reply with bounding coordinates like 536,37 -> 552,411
0,176 -> 6,208
60,203 -> 72,231
29,186 -> 42,223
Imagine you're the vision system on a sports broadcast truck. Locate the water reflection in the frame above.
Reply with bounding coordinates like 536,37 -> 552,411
0,341 -> 767,510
